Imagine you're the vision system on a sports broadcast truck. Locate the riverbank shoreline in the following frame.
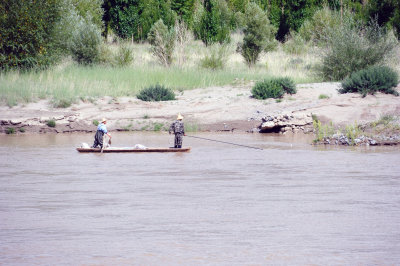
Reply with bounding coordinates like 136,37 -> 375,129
2,82 -> 400,145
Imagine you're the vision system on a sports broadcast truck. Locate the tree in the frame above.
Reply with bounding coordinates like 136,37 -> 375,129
237,3 -> 277,66
104,0 -> 176,41
171,0 -> 196,27
0,0 -> 62,70
148,19 -> 176,66
197,0 -> 232,45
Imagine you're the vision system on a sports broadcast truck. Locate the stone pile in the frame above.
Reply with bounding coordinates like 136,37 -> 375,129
320,134 -> 377,146
259,113 -> 313,134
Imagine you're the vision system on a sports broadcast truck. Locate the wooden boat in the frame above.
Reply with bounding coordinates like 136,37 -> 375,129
77,147 -> 191,153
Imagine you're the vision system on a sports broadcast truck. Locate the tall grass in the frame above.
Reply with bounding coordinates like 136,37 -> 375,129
0,33 -> 335,107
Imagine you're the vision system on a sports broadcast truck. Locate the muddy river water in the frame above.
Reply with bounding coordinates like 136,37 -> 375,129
0,132 -> 400,265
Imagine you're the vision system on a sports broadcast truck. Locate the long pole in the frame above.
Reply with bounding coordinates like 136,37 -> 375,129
186,135 -> 263,150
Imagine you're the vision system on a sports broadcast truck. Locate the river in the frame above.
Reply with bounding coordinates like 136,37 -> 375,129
1,132 -> 399,265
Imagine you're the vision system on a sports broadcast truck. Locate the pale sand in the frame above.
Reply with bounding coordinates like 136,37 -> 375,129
1,82 -> 399,133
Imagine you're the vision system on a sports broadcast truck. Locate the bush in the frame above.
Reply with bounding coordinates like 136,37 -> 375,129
148,19 -> 175,66
93,120 -> 99,126
252,77 -> 296,99
283,34 -> 308,55
237,3 -> 277,67
137,84 -> 176,102
47,120 -> 56,127
339,66 -> 399,97
114,43 -> 134,67
277,77 -> 297,95
6,127 -> 15,134
298,6 -> 342,45
19,127 -> 26,133
252,80 -> 284,100
199,44 -> 230,70
70,20 -> 102,64
318,19 -> 398,81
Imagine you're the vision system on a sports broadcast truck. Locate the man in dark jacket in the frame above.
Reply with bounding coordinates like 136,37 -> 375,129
169,114 -> 185,148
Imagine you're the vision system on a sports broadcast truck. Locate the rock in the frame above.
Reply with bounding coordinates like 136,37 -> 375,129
39,117 -> 49,123
260,121 -> 275,130
10,119 -> 23,125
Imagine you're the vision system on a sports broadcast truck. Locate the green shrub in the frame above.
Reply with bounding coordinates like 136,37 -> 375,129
6,127 -> 15,134
318,19 -> 398,81
47,120 -> 56,127
153,123 -> 164,131
319,94 -> 330,99
199,44 -> 230,70
19,127 -> 26,132
137,84 -> 176,102
70,20 -> 102,64
252,80 -> 284,100
276,77 -> 296,95
298,6 -> 342,45
52,98 -> 73,108
93,120 -> 99,126
252,77 -> 296,99
339,66 -> 399,97
148,19 -> 175,66
237,3 -> 277,67
283,34 -> 308,55
114,43 -> 134,67
97,43 -> 114,65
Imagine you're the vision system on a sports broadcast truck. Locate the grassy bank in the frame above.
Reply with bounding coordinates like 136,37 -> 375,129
0,34 -> 322,107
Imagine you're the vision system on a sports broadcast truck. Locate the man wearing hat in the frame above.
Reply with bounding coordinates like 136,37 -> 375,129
92,118 -> 112,148
169,114 -> 185,148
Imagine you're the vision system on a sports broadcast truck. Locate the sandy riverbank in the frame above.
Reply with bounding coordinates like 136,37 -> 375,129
1,82 -> 400,137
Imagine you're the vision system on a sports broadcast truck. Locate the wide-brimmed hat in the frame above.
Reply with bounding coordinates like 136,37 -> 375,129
101,118 -> 107,123
177,114 -> 183,120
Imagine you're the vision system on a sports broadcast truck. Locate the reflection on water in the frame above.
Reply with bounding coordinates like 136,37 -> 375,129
1,132 -> 400,265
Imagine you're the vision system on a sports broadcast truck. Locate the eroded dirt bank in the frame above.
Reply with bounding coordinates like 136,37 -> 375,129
1,82 -> 400,139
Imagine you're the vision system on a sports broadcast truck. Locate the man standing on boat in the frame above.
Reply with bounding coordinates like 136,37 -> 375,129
169,114 -> 185,148
92,118 -> 111,148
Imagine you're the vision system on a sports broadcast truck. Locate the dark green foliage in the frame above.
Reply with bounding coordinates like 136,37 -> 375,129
6,128 -> 15,134
252,77 -> 296,99
93,120 -> 99,126
318,19 -> 397,81
137,85 -> 176,101
258,0 -> 324,41
366,0 -> 396,27
0,0 -> 62,70
276,77 -> 297,95
340,66 -> 399,97
196,0 -> 232,45
237,3 -> 277,67
394,6 -> 400,40
171,0 -> 196,27
19,128 -> 26,133
252,80 -> 284,99
47,120 -> 56,127
105,0 -> 176,41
